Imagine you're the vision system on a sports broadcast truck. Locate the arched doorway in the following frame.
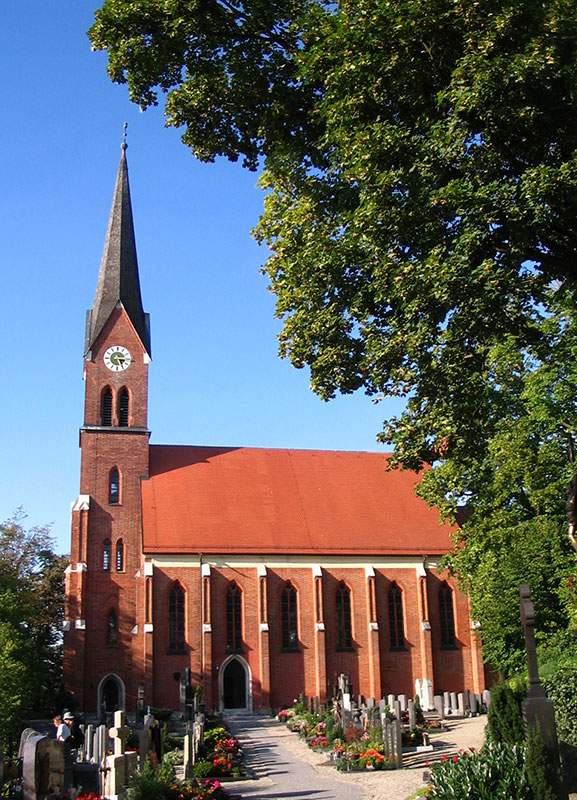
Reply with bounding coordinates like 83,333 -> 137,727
97,673 -> 126,716
220,656 -> 251,710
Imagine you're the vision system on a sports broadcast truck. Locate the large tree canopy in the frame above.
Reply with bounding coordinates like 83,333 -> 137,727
0,512 -> 67,746
90,0 -> 577,468
90,0 -> 577,670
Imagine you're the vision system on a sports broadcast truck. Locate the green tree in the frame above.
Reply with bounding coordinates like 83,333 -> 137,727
0,512 -> 67,746
89,0 -> 577,667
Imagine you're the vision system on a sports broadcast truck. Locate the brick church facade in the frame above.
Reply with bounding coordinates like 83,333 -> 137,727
63,147 -> 486,715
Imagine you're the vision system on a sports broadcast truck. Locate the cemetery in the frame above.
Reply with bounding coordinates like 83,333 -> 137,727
276,674 -> 489,773
1,588 -> 576,800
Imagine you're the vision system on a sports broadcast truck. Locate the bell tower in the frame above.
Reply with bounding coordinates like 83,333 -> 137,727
64,136 -> 151,712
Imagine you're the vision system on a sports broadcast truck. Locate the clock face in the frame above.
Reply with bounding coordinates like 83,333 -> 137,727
103,345 -> 132,372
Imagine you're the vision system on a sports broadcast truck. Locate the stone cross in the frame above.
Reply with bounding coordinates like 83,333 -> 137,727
520,584 -> 546,699
520,584 -> 568,800
109,710 -> 129,756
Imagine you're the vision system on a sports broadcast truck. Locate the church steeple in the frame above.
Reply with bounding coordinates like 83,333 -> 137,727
85,140 -> 151,356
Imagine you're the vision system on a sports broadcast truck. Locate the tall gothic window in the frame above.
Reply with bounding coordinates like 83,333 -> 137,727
109,468 -> 120,504
281,582 -> 298,651
439,582 -> 456,649
168,582 -> 186,653
107,609 -> 118,646
388,582 -> 405,649
116,539 -> 125,572
336,581 -> 352,649
102,539 -> 111,572
118,388 -> 129,427
226,582 -> 243,650
101,387 -> 113,426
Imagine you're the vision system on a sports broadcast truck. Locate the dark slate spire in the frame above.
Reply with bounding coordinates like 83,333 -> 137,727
85,138 -> 151,355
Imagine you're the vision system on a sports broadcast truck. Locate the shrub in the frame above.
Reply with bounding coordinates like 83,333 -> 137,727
194,760 -> 215,782
427,743 -> 529,799
486,682 -> 525,745
149,707 -> 173,722
525,722 -> 561,800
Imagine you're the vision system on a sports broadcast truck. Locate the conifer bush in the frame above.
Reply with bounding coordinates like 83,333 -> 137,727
486,682 -> 525,745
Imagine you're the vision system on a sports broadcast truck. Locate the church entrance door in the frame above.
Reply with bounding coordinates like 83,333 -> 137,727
103,677 -> 119,711
222,658 -> 246,709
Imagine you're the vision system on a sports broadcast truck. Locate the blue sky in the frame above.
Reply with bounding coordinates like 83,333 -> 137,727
1,2 -> 403,554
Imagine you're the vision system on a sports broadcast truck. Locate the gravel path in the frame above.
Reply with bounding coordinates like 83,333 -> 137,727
223,713 -> 488,800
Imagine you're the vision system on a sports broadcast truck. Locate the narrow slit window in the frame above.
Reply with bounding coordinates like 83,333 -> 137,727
439,582 -> 456,649
102,539 -> 111,572
118,388 -> 129,427
336,581 -> 352,649
109,468 -> 120,504
281,582 -> 298,650
226,582 -> 242,650
388,582 -> 405,649
101,387 -> 113,426
107,609 -> 118,645
168,582 -> 186,652
116,539 -> 124,572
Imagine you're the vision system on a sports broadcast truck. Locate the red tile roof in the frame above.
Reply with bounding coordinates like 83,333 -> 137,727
141,445 -> 455,556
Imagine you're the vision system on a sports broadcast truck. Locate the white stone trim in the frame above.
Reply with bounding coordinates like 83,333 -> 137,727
144,561 -> 154,577
150,553 -> 439,570
257,565 -> 267,578
75,619 -> 86,630
315,621 -> 325,632
365,565 -> 375,578
369,621 -> 379,631
131,625 -> 139,635
144,623 -> 154,633
62,621 -> 71,632
202,623 -> 212,633
259,622 -> 269,632
201,562 -> 211,577
72,495 -> 90,512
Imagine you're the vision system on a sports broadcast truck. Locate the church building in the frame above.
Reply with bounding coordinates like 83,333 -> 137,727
63,146 -> 486,715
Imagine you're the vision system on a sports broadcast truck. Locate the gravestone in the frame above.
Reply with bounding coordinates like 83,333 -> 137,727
387,693 -> 395,709
22,735 -> 66,800
434,695 -> 444,720
104,711 -> 139,800
407,699 -> 416,730
183,721 -> 195,781
84,723 -> 94,762
398,694 -> 407,712
393,699 -> 401,722
450,692 -> 458,713
443,691 -> 450,715
520,584 -> 567,800
378,698 -> 386,716
19,729 -> 41,759
469,693 -> 478,716
457,693 -> 465,716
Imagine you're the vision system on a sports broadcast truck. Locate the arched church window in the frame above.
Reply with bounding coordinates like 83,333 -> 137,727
101,387 -> 113,426
118,388 -> 129,427
226,582 -> 243,651
281,582 -> 298,651
388,582 -> 405,650
107,609 -> 118,646
109,468 -> 120,504
168,582 -> 186,653
336,581 -> 352,649
116,539 -> 125,572
439,581 -> 456,649
102,539 -> 111,572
